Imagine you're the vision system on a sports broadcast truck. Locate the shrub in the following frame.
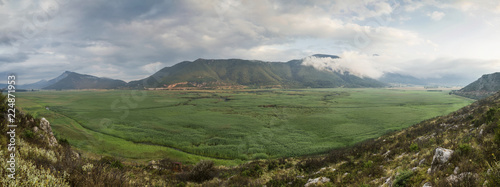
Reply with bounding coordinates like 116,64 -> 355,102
297,158 -> 324,173
23,129 -> 34,139
457,144 -> 471,156
241,162 -> 263,178
267,160 -> 279,171
410,143 -> 419,152
393,170 -> 413,187
494,127 -> 500,146
99,156 -> 123,169
188,160 -> 217,183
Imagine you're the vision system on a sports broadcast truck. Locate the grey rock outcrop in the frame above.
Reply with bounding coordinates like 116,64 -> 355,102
34,118 -> 59,147
429,147 -> 453,173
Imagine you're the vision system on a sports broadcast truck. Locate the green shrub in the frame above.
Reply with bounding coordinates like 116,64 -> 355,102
23,129 -> 34,139
457,144 -> 471,156
364,160 -> 373,168
410,143 -> 419,152
393,170 -> 413,187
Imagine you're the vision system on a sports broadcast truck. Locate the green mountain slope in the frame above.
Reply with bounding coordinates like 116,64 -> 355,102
129,56 -> 387,89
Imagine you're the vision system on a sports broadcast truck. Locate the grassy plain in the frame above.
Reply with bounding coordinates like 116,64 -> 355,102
15,88 -> 473,164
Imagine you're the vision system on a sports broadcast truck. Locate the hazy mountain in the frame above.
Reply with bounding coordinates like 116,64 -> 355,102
379,72 -> 471,87
43,71 -> 127,90
378,73 -> 426,86
452,72 -> 500,99
129,55 -> 386,89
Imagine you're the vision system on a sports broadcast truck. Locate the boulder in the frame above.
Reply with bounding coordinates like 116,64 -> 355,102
430,147 -> 454,173
305,177 -> 330,187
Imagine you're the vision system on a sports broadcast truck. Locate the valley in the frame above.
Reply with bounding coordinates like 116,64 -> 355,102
15,88 -> 473,164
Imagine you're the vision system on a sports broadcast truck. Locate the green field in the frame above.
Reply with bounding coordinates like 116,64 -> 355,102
16,88 -> 473,164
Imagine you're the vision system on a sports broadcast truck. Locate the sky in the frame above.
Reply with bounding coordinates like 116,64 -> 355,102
1,0 -> 500,84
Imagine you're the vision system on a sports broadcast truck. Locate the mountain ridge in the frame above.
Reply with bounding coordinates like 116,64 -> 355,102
452,72 -> 500,99
129,55 -> 387,89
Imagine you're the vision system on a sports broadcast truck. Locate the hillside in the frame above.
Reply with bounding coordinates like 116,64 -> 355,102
128,55 -> 387,89
1,90 -> 499,186
43,71 -> 127,90
453,72 -> 500,99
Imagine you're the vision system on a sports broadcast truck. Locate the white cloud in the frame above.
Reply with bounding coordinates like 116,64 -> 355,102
427,11 -> 445,21
141,62 -> 164,74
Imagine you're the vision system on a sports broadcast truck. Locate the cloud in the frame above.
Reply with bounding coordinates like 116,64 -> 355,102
428,11 -> 445,21
1,0 -> 499,84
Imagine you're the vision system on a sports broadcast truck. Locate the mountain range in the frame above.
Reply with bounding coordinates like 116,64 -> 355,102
12,54 -> 492,90
129,54 -> 386,89
19,54 -> 388,90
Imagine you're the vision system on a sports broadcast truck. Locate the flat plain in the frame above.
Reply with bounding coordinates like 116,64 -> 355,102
15,88 -> 473,165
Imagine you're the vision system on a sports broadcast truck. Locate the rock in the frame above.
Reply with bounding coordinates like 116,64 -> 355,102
384,177 -> 392,187
39,118 -> 59,147
419,158 -> 426,166
446,172 -> 478,184
148,160 -> 159,169
422,182 -> 432,187
483,180 -> 488,186
383,150 -> 391,157
411,167 -> 419,172
72,150 -> 80,160
33,126 -> 39,133
430,147 -> 454,173
453,167 -> 460,175
305,177 -> 330,187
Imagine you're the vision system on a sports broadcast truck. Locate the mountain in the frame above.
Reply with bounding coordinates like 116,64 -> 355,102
378,73 -> 426,86
129,54 -> 386,89
379,72 -> 471,87
452,72 -> 500,99
43,71 -> 127,90
17,71 -> 70,89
